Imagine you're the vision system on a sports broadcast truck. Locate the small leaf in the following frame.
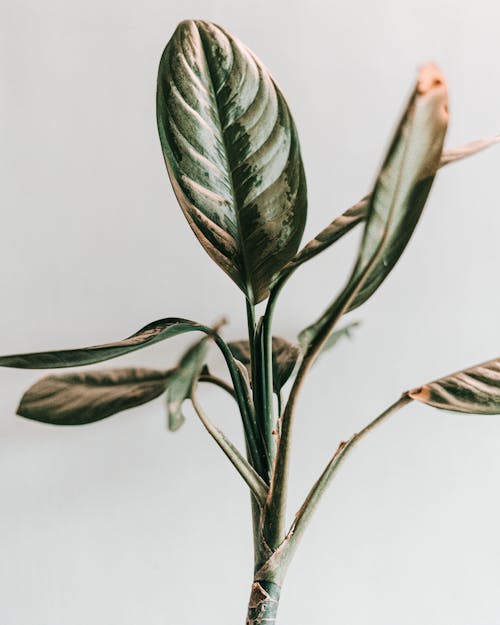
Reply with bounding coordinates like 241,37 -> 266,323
0,318 -> 204,369
166,337 -> 210,431
17,368 -> 171,425
157,20 -> 307,304
440,135 -> 500,168
228,337 -> 300,393
320,321 -> 361,354
409,358 -> 500,414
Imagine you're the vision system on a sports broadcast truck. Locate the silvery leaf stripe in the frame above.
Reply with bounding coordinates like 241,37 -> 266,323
409,358 -> 500,414
157,20 -> 307,304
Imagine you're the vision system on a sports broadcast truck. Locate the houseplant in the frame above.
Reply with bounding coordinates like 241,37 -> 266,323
1,18 -> 499,624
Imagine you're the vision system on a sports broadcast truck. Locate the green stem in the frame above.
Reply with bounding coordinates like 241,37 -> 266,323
191,385 -> 268,507
198,373 -> 236,399
286,394 -> 413,555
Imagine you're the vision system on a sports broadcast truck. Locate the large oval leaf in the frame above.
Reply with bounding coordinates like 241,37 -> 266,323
17,367 -> 171,425
0,318 -> 203,369
409,358 -> 500,414
157,20 -> 307,304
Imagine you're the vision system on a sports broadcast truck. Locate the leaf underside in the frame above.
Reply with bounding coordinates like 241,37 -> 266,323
0,318 -> 203,369
157,20 -> 307,303
410,358 -> 500,414
17,367 -> 170,425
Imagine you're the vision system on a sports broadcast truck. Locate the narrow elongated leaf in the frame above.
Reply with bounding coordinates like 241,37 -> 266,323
273,133 -> 498,285
157,20 -> 307,304
346,64 -> 449,312
17,368 -> 171,425
300,65 -> 449,348
228,337 -> 300,393
166,337 -> 210,431
319,321 -> 361,354
0,318 -> 204,369
440,135 -> 500,168
409,358 -> 500,414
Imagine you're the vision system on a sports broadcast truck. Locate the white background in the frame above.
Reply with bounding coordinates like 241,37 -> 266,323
1,1 -> 500,623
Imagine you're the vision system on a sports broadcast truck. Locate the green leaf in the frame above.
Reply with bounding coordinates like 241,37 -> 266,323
300,65 -> 449,348
271,133 -> 498,290
283,197 -> 369,276
166,337 -> 210,432
319,321 -> 361,354
0,318 -> 204,369
228,337 -> 300,393
17,368 -> 171,425
409,358 -> 500,414
346,64 -> 449,312
157,20 -> 307,304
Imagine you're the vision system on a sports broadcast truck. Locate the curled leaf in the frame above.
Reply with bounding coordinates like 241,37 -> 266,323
409,358 -> 500,414
157,20 -> 307,303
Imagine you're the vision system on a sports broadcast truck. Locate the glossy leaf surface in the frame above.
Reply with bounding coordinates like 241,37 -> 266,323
0,318 -> 203,369
409,358 -> 500,414
166,337 -> 210,431
17,368 -> 171,425
157,20 -> 307,303
229,337 -> 300,393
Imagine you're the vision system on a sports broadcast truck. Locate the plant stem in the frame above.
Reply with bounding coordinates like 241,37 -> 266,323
286,393 -> 413,555
246,579 -> 281,625
198,373 -> 236,398
191,385 -> 268,506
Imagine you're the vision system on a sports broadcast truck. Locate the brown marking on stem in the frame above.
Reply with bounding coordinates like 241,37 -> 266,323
248,582 -> 273,609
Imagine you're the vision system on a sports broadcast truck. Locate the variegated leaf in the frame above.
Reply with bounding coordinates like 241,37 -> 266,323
0,318 -> 203,369
409,358 -> 500,414
17,368 -> 171,425
228,337 -> 300,393
346,64 -> 449,312
272,133 -> 498,287
157,20 -> 307,304
166,337 -> 210,432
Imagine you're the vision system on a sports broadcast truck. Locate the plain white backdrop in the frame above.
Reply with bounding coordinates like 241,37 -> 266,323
1,0 -> 500,623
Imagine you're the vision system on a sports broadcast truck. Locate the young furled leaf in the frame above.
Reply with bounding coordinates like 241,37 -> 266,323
166,337 -> 210,431
409,358 -> 500,414
157,20 -> 307,304
17,368 -> 171,425
228,337 -> 300,394
0,318 -> 205,369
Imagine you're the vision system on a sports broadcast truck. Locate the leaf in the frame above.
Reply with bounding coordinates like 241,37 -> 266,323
228,337 -> 300,393
409,358 -> 500,414
284,197 -> 369,274
440,135 -> 500,168
319,321 -> 361,354
17,368 -> 171,425
157,20 -> 307,304
0,318 -> 204,369
166,337 -> 210,431
346,64 -> 449,312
